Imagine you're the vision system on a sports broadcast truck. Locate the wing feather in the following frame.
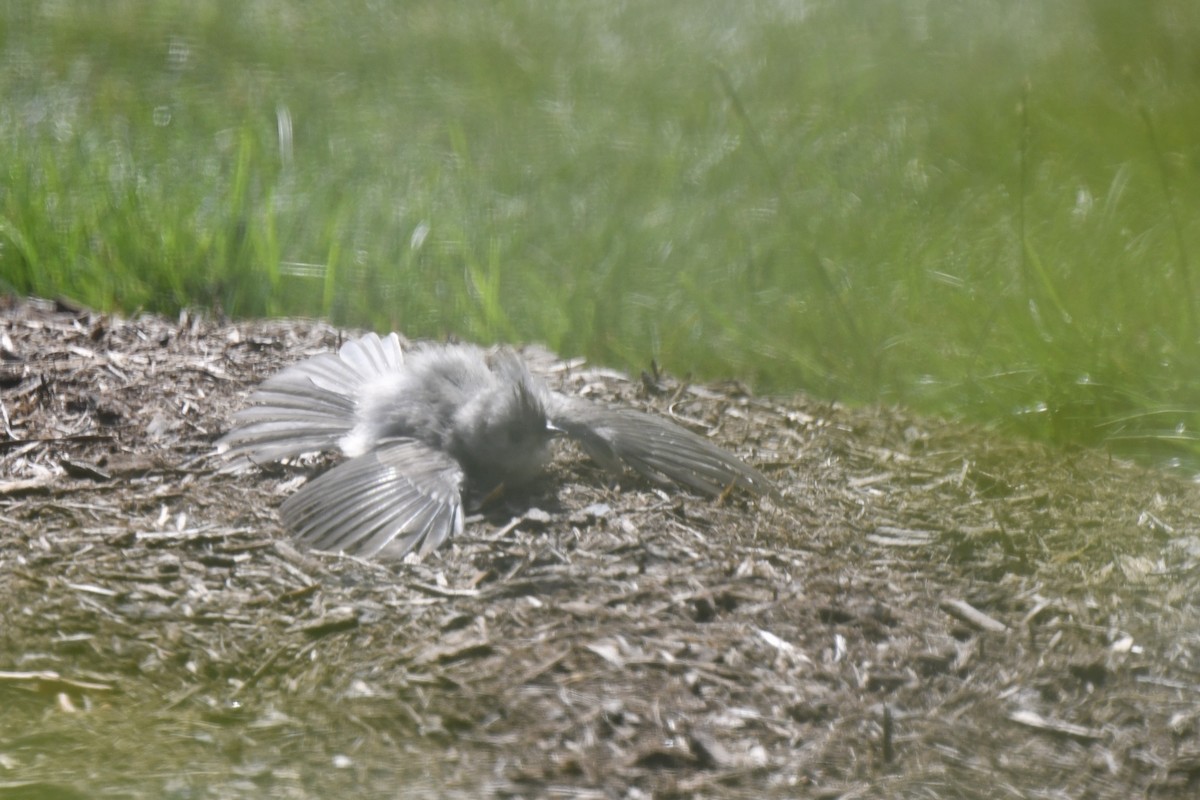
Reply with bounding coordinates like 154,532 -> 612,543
549,397 -> 777,499
280,439 -> 465,559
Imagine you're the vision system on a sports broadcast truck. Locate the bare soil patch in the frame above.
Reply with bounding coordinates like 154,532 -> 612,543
2,295 -> 1200,799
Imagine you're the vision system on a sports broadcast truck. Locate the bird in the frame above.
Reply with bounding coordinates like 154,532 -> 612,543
218,332 -> 776,560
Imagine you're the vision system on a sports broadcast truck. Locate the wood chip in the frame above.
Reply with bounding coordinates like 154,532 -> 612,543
1008,709 -> 1104,742
940,598 -> 1009,633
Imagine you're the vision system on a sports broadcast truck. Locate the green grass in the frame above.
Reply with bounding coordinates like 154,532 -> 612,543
4,0 -> 1200,464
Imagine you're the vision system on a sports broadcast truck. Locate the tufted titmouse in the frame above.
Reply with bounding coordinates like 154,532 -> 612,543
219,333 -> 775,559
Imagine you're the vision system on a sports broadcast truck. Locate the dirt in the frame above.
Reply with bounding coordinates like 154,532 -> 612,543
2,294 -> 1199,799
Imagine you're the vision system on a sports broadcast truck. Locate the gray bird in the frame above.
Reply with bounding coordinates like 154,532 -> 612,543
218,333 -> 776,559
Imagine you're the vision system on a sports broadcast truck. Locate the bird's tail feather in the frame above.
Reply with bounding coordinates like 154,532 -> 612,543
217,332 -> 405,465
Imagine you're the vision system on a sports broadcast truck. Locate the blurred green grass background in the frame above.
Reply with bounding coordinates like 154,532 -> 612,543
4,0 -> 1200,464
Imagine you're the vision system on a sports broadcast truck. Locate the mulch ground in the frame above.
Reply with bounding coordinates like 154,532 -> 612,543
2,294 -> 1200,799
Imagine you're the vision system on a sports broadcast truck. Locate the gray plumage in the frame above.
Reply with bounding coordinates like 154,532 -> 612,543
218,333 -> 775,559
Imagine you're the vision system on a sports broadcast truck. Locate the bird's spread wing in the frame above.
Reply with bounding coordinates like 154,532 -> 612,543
548,396 -> 777,499
281,439 -> 465,559
217,332 -> 406,464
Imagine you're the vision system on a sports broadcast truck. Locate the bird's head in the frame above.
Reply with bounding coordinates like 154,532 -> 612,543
449,369 -> 556,491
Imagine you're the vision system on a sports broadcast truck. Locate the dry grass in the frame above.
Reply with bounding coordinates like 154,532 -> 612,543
2,295 -> 1199,798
